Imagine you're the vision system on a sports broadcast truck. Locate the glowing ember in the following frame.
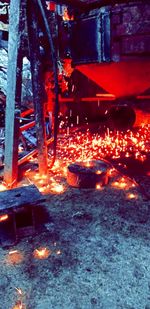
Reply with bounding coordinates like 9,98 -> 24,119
0,183 -> 7,191
85,161 -> 92,167
33,174 -> 40,180
127,193 -> 137,199
96,170 -> 102,175
38,186 -> 46,193
12,302 -> 23,309
112,181 -> 119,188
0,214 -> 8,222
25,124 -> 149,192
7,250 -> 24,264
54,124 -> 150,167
33,247 -> 50,259
51,183 -> 65,194
15,288 -> 23,296
40,174 -> 48,180
96,183 -> 102,190
119,182 -> 127,189
56,249 -> 61,255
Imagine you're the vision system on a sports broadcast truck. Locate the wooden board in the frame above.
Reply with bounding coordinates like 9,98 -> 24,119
0,185 -> 44,211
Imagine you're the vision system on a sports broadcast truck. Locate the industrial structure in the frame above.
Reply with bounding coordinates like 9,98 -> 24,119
0,0 -> 150,186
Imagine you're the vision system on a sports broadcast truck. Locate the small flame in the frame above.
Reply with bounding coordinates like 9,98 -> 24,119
85,161 -> 92,167
7,250 -> 24,264
12,302 -> 23,309
96,170 -> 102,175
33,247 -> 50,259
0,214 -> 8,222
96,183 -> 102,190
127,193 -> 137,199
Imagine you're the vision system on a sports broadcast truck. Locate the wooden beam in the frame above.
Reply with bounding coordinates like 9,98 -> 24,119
4,0 -> 26,187
27,0 -> 48,176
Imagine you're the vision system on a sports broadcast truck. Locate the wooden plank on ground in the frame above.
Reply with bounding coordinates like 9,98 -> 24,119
0,185 -> 44,211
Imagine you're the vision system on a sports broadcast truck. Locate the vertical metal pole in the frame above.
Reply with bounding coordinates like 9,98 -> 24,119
4,0 -> 26,186
27,0 -> 48,176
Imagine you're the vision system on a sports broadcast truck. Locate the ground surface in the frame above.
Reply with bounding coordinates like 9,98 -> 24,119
0,168 -> 150,309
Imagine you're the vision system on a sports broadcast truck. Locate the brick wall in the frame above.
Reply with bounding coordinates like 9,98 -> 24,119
111,2 -> 150,61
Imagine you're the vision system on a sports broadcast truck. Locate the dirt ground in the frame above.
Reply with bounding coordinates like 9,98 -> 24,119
0,167 -> 150,309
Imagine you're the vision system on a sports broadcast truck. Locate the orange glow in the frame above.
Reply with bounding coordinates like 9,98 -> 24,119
62,7 -> 74,21
134,109 -> 150,127
108,168 -> 116,176
6,250 -> 24,264
96,170 -> 102,175
51,183 -> 65,194
63,166 -> 67,175
96,183 -> 102,190
38,186 -> 46,193
33,174 -> 40,180
111,180 -> 127,189
12,302 -> 23,309
40,174 -> 48,180
112,181 -> 119,187
0,183 -> 7,192
0,214 -> 8,222
33,247 -> 50,259
119,182 -> 127,189
38,179 -> 45,184
127,193 -> 137,199
84,161 -> 92,167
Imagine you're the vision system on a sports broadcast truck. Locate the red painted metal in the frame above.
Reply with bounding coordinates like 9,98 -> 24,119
77,61 -> 150,98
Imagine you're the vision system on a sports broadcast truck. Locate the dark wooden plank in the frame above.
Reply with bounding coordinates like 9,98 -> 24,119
27,0 -> 48,176
0,185 -> 43,211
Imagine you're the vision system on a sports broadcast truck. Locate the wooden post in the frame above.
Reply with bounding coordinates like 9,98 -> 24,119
4,0 -> 26,186
27,0 -> 48,176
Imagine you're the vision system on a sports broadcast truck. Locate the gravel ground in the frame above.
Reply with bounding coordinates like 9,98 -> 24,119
0,169 -> 150,309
